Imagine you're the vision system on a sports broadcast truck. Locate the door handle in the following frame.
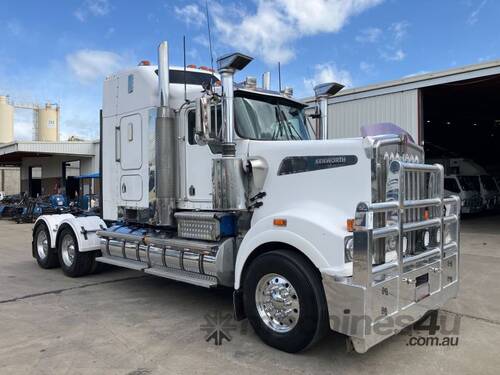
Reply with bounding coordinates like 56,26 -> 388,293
115,127 -> 121,162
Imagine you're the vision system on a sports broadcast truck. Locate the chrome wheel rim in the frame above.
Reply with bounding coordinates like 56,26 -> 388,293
255,273 -> 300,333
61,234 -> 76,267
36,230 -> 49,260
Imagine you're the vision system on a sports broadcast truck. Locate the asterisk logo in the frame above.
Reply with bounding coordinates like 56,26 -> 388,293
200,311 -> 236,345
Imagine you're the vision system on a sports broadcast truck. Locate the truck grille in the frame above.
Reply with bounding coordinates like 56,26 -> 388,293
372,138 -> 428,262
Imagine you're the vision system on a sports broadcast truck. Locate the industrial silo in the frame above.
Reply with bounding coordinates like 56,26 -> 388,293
36,103 -> 59,141
0,96 -> 14,143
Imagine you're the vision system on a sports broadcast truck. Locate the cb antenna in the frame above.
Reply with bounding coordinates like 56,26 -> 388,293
183,35 -> 187,103
205,0 -> 215,83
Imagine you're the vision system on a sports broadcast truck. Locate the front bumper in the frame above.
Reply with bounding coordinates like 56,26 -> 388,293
322,251 -> 458,353
322,161 -> 460,353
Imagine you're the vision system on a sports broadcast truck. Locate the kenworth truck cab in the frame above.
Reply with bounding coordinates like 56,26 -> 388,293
32,41 -> 461,353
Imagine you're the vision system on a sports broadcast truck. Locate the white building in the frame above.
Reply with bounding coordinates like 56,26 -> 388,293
0,140 -> 99,197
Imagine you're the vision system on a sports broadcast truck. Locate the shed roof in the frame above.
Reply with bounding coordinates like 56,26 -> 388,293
0,141 -> 98,165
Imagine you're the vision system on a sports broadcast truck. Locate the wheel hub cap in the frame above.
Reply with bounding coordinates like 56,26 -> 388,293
61,235 -> 76,267
255,273 -> 300,333
36,231 -> 49,260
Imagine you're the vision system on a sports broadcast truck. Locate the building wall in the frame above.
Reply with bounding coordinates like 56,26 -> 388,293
20,155 -> 94,196
327,89 -> 420,140
0,167 -> 20,195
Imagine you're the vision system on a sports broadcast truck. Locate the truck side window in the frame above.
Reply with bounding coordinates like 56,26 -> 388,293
444,178 -> 460,193
187,106 -> 223,154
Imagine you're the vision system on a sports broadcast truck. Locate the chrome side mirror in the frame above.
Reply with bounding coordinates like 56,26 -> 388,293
195,96 -> 212,145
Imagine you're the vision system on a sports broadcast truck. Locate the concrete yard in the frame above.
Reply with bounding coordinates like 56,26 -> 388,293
0,217 -> 499,375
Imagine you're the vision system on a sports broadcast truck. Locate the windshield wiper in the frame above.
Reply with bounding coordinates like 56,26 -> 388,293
279,107 -> 302,140
272,106 -> 288,140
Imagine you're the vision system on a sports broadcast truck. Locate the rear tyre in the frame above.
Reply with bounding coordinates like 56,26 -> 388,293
33,223 -> 59,269
89,250 -> 106,274
57,227 -> 93,277
243,250 -> 329,353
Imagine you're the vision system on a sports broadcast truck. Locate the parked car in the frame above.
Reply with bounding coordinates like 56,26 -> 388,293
444,175 -> 483,213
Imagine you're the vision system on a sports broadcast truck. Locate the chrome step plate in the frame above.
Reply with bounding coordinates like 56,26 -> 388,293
95,256 -> 147,271
144,267 -> 218,288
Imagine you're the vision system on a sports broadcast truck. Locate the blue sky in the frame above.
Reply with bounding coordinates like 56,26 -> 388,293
1,0 -> 499,140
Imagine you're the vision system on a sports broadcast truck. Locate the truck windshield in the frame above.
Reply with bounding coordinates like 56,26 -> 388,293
457,176 -> 480,191
480,175 -> 498,191
234,93 -> 310,140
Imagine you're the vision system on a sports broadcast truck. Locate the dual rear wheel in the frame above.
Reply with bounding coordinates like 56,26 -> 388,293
33,224 -> 101,277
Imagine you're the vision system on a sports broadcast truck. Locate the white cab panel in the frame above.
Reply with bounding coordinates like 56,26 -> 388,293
120,175 -> 143,201
120,113 -> 143,170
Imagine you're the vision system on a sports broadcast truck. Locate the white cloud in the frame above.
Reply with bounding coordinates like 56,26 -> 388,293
74,0 -> 111,22
174,4 -> 206,26
208,0 -> 384,65
356,27 -> 382,43
381,48 -> 405,61
304,62 -> 353,93
193,34 -> 210,48
467,0 -> 488,25
66,49 -> 125,84
379,21 -> 409,62
390,21 -> 409,42
359,61 -> 375,74
12,114 -> 33,141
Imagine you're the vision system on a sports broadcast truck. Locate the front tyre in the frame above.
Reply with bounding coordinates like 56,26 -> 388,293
57,227 -> 93,277
33,223 -> 59,269
243,250 -> 328,353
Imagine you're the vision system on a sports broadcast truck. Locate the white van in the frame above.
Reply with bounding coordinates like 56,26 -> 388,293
444,175 -> 482,213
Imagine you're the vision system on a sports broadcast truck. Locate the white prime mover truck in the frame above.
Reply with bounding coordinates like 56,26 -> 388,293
31,41 -> 460,353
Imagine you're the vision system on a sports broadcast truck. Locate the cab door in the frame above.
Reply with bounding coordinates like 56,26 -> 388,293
118,113 -> 143,202
183,108 -> 218,207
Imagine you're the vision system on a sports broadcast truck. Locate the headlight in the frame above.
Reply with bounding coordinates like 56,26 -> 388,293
345,237 -> 353,262
436,228 -> 441,243
423,230 -> 430,247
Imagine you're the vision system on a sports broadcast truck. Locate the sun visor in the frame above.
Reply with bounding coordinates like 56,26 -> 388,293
360,122 -> 415,144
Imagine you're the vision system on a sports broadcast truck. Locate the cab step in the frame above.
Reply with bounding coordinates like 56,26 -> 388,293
95,255 -> 218,288
144,267 -> 218,288
96,256 -> 147,271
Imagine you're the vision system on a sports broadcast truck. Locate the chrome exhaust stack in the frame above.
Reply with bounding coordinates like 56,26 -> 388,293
262,71 -> 271,90
313,82 -> 344,140
213,52 -> 253,210
155,41 -> 177,226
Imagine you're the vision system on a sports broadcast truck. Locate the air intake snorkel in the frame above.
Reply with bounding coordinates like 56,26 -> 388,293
212,52 -> 253,210
313,82 -> 344,140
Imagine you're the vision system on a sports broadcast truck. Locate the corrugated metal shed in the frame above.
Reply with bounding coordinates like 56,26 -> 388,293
327,89 -> 419,139
304,59 -> 500,141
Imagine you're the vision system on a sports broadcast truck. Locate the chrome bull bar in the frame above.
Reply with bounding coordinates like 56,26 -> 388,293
322,160 -> 461,353
352,161 -> 460,286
